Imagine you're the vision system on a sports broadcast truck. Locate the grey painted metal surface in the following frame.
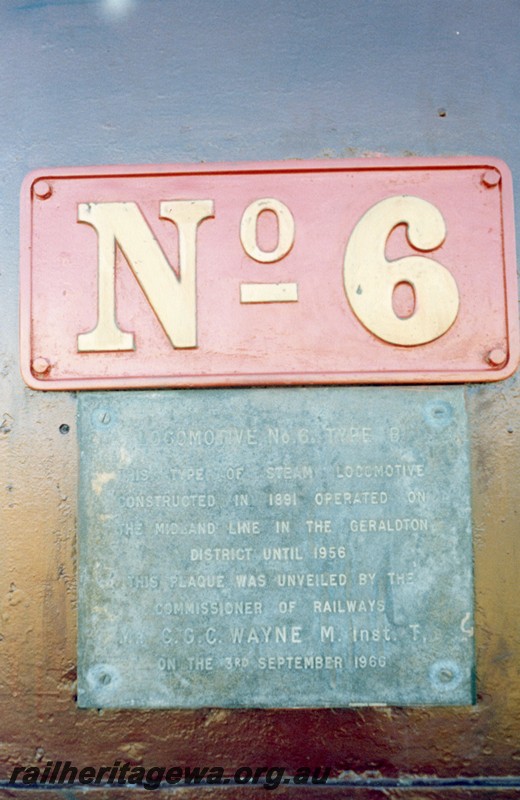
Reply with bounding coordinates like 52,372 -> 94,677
78,387 -> 473,708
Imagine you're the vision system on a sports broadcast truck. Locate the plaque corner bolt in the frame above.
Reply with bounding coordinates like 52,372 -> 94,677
93,409 -> 112,426
33,180 -> 53,200
31,357 -> 51,375
486,347 -> 507,367
481,169 -> 501,188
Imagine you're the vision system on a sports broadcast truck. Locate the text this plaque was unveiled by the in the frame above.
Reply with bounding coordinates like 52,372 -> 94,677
77,387 -> 474,708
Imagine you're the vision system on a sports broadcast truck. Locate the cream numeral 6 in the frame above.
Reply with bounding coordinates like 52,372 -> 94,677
343,195 -> 460,346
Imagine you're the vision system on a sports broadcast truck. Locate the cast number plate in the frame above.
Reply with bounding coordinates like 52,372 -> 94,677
21,157 -> 518,389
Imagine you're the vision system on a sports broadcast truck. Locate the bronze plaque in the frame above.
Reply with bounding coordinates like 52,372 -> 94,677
77,387 -> 474,708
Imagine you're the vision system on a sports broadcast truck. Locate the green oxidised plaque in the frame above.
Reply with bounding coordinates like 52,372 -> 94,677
77,387 -> 474,708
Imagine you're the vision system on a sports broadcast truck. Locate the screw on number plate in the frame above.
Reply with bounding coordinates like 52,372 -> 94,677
481,169 -> 501,188
32,357 -> 50,375
487,348 -> 507,367
99,411 -> 111,425
33,180 -> 52,199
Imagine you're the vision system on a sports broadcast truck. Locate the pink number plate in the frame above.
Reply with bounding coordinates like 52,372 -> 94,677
20,157 -> 518,389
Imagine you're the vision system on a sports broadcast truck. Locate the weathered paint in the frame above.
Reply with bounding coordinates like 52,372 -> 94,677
1,0 -> 520,796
